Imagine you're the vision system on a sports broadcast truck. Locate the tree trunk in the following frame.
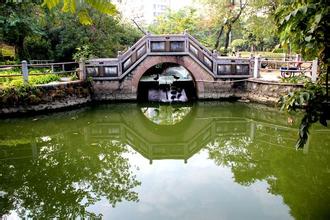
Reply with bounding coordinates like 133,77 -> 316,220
214,25 -> 224,50
327,65 -> 329,102
16,37 -> 26,61
224,25 -> 232,53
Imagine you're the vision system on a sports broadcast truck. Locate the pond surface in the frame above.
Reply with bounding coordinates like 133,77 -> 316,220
0,102 -> 329,219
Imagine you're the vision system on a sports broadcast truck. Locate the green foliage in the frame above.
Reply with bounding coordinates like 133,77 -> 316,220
30,74 -> 61,85
72,44 -> 94,61
0,84 -> 43,106
24,35 -> 53,60
149,8 -> 200,34
272,47 -> 285,53
280,75 -> 311,84
47,8 -> 141,60
43,0 -> 117,25
0,1 -> 140,61
0,1 -> 45,59
279,82 -> 327,148
275,0 -> 329,62
0,72 -> 60,88
239,51 -> 285,58
0,68 -> 50,76
231,39 -> 248,51
0,44 -> 15,58
276,0 -> 329,148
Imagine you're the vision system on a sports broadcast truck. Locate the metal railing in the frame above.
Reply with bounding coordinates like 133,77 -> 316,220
258,58 -> 317,80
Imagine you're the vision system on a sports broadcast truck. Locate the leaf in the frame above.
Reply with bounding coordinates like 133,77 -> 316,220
285,14 -> 291,21
78,10 -> 93,25
305,35 -> 312,42
62,0 -> 76,13
42,0 -> 61,9
85,0 -> 117,15
314,13 -> 322,24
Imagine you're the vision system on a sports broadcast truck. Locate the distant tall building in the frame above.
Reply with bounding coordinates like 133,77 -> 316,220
114,0 -> 172,25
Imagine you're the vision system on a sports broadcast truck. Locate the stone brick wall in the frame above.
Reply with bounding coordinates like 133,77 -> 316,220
200,80 -> 246,99
244,79 -> 303,105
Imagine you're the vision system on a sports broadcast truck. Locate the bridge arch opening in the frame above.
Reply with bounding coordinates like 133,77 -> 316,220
137,62 -> 197,102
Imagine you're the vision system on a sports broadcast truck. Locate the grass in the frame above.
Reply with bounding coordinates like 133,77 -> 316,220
0,44 -> 15,58
0,67 -> 78,88
0,68 -> 52,75
239,51 -> 293,59
0,74 -> 61,88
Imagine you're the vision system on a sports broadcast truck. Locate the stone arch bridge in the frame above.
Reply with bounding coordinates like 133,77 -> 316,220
82,33 -> 252,100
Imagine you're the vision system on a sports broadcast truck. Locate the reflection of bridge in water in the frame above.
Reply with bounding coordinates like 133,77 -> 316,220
82,104 -> 302,163
0,103 -> 320,163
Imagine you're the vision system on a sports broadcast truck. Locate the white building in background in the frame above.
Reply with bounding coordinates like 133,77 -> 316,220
113,0 -> 193,25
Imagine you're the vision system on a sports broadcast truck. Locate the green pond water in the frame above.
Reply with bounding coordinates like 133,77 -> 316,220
0,102 -> 329,219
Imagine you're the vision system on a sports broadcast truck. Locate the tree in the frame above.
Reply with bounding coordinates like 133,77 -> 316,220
231,39 -> 248,51
0,1 -> 45,59
49,9 -> 141,60
148,7 -> 200,35
242,14 -> 278,51
201,0 -> 247,54
275,0 -> 329,148
0,1 -> 141,61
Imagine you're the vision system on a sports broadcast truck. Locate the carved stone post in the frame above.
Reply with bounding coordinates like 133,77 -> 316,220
253,55 -> 261,78
311,58 -> 318,82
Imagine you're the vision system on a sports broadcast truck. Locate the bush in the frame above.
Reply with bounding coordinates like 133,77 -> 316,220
0,84 -> 45,106
0,74 -> 60,88
24,36 -> 53,60
231,39 -> 248,51
272,48 -> 285,53
280,75 -> 311,84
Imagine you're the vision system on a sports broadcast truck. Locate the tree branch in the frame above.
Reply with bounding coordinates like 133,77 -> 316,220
214,25 -> 224,50
131,19 -> 147,35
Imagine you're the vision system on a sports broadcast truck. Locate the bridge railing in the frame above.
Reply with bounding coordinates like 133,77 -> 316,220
85,58 -> 120,80
84,33 -> 253,80
214,57 -> 252,78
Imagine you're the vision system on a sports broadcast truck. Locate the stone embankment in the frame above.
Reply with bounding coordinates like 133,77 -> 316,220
0,81 -> 91,116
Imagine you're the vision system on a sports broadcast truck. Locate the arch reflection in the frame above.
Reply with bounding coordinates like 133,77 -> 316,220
141,105 -> 192,125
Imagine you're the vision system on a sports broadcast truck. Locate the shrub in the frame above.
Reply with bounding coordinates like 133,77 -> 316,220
231,39 -> 248,51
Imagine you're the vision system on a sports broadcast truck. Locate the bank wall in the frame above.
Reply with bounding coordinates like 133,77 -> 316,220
244,79 -> 303,105
91,79 -> 303,104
